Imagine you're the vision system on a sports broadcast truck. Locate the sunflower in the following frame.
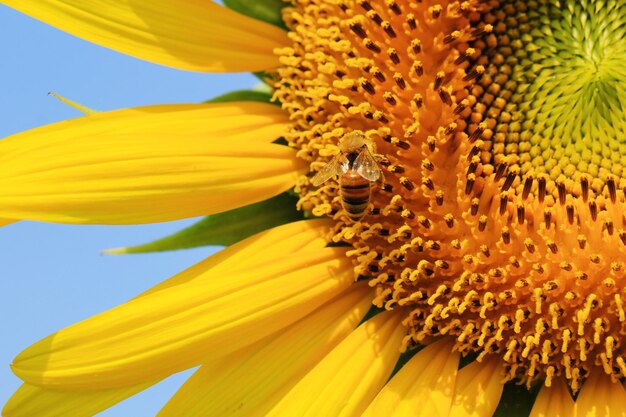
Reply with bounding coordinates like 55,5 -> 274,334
2,0 -> 626,416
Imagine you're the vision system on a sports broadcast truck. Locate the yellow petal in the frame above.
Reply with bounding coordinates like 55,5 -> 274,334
0,103 -> 302,224
529,378 -> 575,417
12,246 -> 354,389
157,283 -> 373,417
265,311 -> 405,417
0,218 -> 16,227
449,358 -> 504,417
2,381 -> 155,417
361,338 -> 460,417
141,219 -> 332,296
1,0 -> 288,72
576,372 -> 626,417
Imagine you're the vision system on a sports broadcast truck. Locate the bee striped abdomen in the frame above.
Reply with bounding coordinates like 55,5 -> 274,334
340,172 -> 371,221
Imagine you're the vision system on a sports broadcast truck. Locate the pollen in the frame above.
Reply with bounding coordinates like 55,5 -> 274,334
275,0 -> 626,391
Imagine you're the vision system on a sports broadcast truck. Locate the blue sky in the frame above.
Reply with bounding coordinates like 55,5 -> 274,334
1,4 -> 257,415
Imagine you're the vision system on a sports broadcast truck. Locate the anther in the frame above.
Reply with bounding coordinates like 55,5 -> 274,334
384,92 -> 397,105
502,171 -> 516,192
410,39 -> 421,54
443,31 -> 461,44
413,93 -> 423,108
393,73 -> 406,89
361,79 -> 375,94
467,158 -> 479,176
538,176 -> 547,203
365,39 -> 381,53
467,145 -> 481,162
465,174 -> 476,195
463,65 -> 485,81
544,209 -> 552,229
435,190 -> 444,206
499,195 -> 508,216
469,123 -> 485,143
454,100 -> 467,115
494,162 -> 507,181
374,111 -> 389,123
418,216 -> 431,229
396,140 -> 410,150
605,219 -> 615,236
522,176 -> 533,200
555,180 -> 566,205
389,164 -> 404,173
468,22 -> 488,38
406,14 -> 417,30
427,136 -> 436,151
581,176 -> 589,202
444,213 -> 454,228
478,215 -> 488,232
470,198 -> 480,216
454,51 -> 469,65
607,176 -> 617,203
439,88 -> 452,106
386,0 -> 401,14
430,5 -> 442,18
444,122 -> 457,136
400,177 -> 415,190
434,71 -> 445,90
349,22 -> 367,38
357,0 -> 373,11
371,67 -> 385,82
517,204 -> 525,224
382,22 -> 396,38
524,238 -> 535,254
367,10 -> 383,25
435,260 -> 449,270
566,204 -> 575,225
589,200 -> 598,221
388,48 -> 400,64
426,240 -> 440,251
547,241 -> 558,254
501,227 -> 510,244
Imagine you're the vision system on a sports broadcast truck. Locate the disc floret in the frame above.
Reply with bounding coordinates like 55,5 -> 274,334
276,0 -> 626,391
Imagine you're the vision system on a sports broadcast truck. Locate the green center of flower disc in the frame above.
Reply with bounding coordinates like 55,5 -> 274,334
481,0 -> 626,194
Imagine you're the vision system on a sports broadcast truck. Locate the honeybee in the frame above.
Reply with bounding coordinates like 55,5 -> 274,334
311,132 -> 383,221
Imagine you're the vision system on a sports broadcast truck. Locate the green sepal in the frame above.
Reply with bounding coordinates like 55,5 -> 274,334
224,0 -> 287,30
205,89 -> 275,105
388,345 -> 424,381
493,381 -> 540,417
106,193 -> 302,254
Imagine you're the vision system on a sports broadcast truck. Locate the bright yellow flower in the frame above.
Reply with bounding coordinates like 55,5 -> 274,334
2,0 -> 626,416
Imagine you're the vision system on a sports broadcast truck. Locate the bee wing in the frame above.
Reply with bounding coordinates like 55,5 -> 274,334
354,148 -> 382,182
311,154 -> 344,186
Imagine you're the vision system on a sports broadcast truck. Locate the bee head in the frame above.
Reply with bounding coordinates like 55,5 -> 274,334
338,131 -> 376,155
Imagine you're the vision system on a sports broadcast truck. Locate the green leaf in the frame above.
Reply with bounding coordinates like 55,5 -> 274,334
224,0 -> 287,30
105,193 -> 302,254
205,89 -> 275,105
492,381 -> 540,417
